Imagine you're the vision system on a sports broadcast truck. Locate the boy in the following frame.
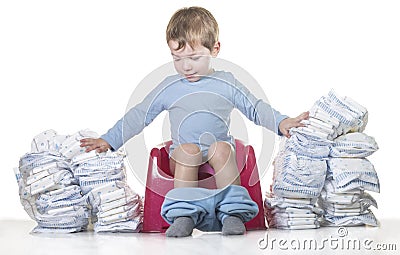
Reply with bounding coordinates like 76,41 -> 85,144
81,6 -> 308,237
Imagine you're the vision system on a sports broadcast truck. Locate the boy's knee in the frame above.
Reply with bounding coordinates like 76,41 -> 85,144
171,143 -> 202,167
207,141 -> 234,162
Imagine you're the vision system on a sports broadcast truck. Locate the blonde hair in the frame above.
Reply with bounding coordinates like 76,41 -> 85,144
166,7 -> 219,52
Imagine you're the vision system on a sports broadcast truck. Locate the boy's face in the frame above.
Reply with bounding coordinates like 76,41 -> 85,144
168,40 -> 220,82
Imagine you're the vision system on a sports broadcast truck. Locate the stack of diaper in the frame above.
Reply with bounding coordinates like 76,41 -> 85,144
297,90 -> 380,226
264,194 -> 323,230
15,129 -> 143,233
30,129 -> 99,159
266,147 -> 327,229
71,150 -> 126,195
308,90 -> 368,138
318,132 -> 379,226
266,90 -> 379,229
266,127 -> 329,229
15,129 -> 96,233
88,181 -> 143,232
71,151 -> 143,233
272,149 -> 328,199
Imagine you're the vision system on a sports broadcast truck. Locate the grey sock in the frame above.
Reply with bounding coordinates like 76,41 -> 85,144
222,216 -> 246,235
165,217 -> 195,237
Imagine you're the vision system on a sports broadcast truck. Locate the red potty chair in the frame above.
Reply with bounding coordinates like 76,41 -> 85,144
141,139 -> 266,233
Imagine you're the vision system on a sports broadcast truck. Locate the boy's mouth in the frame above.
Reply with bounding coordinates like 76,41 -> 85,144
184,74 -> 200,81
185,73 -> 197,78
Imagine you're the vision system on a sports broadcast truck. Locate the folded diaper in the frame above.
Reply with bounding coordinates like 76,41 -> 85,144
88,181 -> 127,203
26,167 -> 63,185
94,216 -> 143,233
272,150 -> 327,198
309,90 -> 368,138
330,132 -> 378,158
99,193 -> 140,213
321,210 -> 378,227
58,130 -> 98,159
98,203 -> 141,225
265,195 -> 315,209
36,185 -> 88,214
264,193 -> 321,230
327,158 -> 380,193
289,126 -> 331,142
34,206 -> 89,229
72,151 -> 126,195
25,169 -> 76,195
284,131 -> 331,158
30,130 -> 59,153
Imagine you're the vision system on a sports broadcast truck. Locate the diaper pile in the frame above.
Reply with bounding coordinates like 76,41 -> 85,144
15,130 -> 96,233
319,132 -> 379,226
15,129 -> 143,233
71,151 -> 143,233
264,194 -> 323,230
265,140 -> 327,229
265,90 -> 379,229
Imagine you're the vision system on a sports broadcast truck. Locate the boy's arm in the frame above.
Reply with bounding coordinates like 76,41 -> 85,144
232,78 -> 288,135
232,77 -> 308,137
99,81 -> 168,151
100,118 -> 125,151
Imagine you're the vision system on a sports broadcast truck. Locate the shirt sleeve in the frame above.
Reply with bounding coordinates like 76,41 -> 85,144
231,76 -> 288,135
100,80 -> 168,150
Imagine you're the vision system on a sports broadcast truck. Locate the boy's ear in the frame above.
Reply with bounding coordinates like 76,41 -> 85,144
211,41 -> 220,57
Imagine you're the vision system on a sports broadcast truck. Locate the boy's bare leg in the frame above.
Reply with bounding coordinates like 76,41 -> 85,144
166,143 -> 201,237
207,141 -> 245,235
207,141 -> 241,188
169,143 -> 202,188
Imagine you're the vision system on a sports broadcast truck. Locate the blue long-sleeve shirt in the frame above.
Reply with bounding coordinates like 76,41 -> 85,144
101,71 -> 288,155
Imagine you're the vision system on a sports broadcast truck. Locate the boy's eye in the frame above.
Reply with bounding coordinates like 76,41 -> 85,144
190,56 -> 201,61
172,55 -> 202,62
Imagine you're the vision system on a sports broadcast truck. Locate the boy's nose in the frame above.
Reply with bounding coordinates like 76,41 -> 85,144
182,58 -> 192,71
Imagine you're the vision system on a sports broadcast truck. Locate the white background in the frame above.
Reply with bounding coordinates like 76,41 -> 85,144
0,0 -> 399,220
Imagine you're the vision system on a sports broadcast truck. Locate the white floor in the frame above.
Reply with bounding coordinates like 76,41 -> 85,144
1,219 -> 399,255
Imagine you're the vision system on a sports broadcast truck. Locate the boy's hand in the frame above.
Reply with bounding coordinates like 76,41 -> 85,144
80,138 -> 111,153
279,111 -> 309,138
